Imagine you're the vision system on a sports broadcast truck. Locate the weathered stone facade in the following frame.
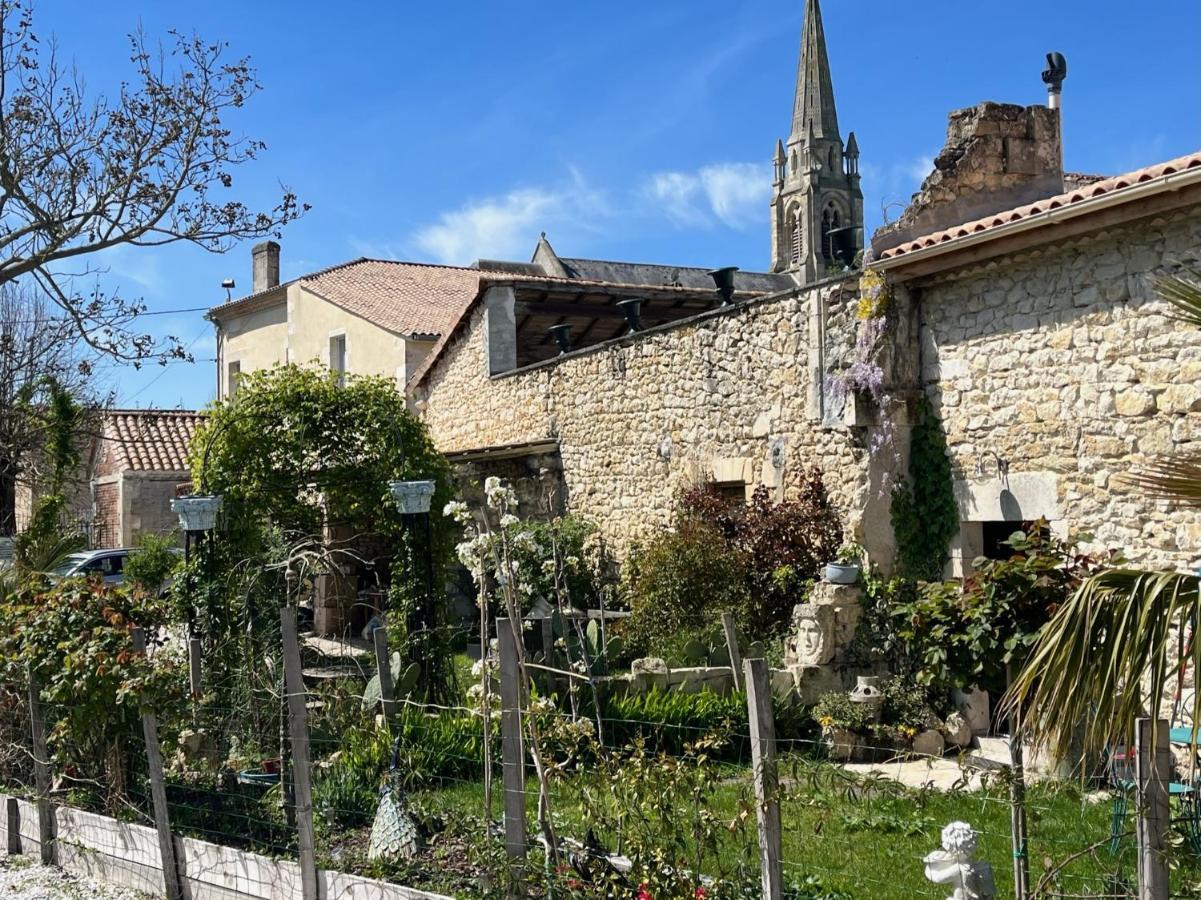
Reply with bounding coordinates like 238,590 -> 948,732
414,277 -> 905,558
920,206 -> 1201,571
873,101 -> 1063,256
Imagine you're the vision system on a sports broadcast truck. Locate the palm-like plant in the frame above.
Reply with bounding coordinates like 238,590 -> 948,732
1004,272 -> 1201,759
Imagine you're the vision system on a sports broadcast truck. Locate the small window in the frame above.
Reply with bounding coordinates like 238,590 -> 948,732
329,334 -> 347,386
227,361 -> 241,398
714,481 -> 748,508
980,520 -> 1032,561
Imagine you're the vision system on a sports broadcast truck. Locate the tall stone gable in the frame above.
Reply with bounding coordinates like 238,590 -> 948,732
770,0 -> 864,282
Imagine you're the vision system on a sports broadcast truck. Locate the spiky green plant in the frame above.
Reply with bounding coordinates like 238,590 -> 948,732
1003,272 -> 1201,759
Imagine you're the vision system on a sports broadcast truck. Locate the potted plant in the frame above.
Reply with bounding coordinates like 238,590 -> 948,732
813,691 -> 873,761
824,543 -> 863,584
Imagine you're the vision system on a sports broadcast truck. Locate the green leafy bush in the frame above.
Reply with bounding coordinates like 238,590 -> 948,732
619,521 -> 750,659
124,532 -> 182,593
502,514 -> 605,613
893,520 -> 1108,691
621,470 -> 841,660
0,578 -> 182,807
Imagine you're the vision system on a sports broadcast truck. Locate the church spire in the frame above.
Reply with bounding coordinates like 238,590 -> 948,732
791,0 -> 840,144
770,0 -> 863,280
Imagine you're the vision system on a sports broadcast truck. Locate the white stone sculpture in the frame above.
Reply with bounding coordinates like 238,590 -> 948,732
785,602 -> 835,666
923,821 -> 995,900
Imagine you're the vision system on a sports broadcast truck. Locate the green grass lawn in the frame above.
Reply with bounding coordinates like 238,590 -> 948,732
407,757 -> 1161,899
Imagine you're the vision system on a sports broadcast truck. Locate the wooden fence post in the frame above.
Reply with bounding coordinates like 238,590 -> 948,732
26,665 -> 54,865
721,612 -> 743,692
496,617 -> 526,859
281,606 -> 319,900
744,658 -> 782,900
187,636 -> 203,699
1136,717 -> 1170,900
131,628 -> 183,900
6,796 -> 19,855
372,626 -> 397,719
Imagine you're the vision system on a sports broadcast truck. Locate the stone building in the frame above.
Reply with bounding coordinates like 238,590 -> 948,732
410,0 -> 1201,579
88,410 -> 205,548
206,242 -> 491,399
18,409 -> 206,549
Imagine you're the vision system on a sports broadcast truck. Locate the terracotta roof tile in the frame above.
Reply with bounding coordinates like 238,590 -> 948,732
299,259 -> 487,338
878,151 -> 1201,261
104,410 -> 206,473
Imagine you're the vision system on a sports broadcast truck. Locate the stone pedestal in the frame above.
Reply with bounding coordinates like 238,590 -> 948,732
783,581 -> 865,702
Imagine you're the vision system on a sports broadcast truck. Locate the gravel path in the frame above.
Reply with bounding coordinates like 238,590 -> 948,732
0,854 -> 151,899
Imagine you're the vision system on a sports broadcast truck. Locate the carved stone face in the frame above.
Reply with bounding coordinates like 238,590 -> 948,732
798,618 -> 823,661
786,602 -> 835,666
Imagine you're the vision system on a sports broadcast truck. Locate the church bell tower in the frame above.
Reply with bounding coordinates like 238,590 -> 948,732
770,0 -> 863,281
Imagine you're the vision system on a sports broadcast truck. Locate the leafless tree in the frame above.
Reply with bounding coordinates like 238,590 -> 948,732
0,1 -> 305,362
0,280 -> 101,535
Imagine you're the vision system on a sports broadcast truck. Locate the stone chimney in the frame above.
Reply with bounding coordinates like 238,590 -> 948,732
872,102 -> 1063,256
251,240 -> 281,294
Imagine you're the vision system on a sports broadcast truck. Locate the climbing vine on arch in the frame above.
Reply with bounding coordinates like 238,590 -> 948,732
186,364 -> 456,702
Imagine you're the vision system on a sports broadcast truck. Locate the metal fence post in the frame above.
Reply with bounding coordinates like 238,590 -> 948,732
1136,717 -> 1170,900
496,617 -> 526,859
744,658 -> 782,900
26,665 -> 55,865
281,605 -> 319,900
131,627 -> 183,900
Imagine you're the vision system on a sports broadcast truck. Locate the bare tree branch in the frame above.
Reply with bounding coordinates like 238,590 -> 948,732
0,2 -> 306,363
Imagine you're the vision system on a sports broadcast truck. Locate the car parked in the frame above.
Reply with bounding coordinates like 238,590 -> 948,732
48,548 -> 134,585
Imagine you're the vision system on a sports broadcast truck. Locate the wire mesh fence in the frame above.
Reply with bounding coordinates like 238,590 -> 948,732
0,612 -> 1189,899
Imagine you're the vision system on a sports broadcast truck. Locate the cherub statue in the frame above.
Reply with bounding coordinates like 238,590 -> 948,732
923,822 -> 995,900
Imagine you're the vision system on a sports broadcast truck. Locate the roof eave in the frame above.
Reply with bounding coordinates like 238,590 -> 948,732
873,165 -> 1201,279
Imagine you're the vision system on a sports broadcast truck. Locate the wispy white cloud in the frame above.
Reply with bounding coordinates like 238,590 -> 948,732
645,162 -> 771,230
405,171 -> 608,266
401,161 -> 769,265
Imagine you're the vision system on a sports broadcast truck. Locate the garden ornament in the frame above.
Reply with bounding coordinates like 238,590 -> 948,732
849,675 -> 884,722
785,602 -> 835,666
923,821 -> 995,900
369,743 -> 419,863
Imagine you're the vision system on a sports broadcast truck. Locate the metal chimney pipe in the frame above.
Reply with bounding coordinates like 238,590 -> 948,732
707,266 -> 740,305
1042,51 -> 1067,110
548,323 -> 573,354
1041,52 -> 1068,182
616,298 -> 643,331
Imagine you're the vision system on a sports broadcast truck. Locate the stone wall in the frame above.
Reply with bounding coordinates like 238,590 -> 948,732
415,278 -> 898,559
920,206 -> 1201,570
873,102 -> 1062,256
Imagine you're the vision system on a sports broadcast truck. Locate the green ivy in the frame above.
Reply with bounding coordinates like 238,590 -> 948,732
890,395 -> 958,582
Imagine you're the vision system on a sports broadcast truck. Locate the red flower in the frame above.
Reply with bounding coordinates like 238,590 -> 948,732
636,884 -> 652,900
694,889 -> 707,899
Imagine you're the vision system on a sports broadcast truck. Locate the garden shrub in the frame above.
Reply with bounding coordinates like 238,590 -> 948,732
621,468 -> 841,659
124,532 -> 182,593
893,520 -> 1108,692
0,578 -> 182,808
619,520 -> 750,659
501,514 -> 606,614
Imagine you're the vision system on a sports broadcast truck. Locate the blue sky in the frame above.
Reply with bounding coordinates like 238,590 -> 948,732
34,0 -> 1201,409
